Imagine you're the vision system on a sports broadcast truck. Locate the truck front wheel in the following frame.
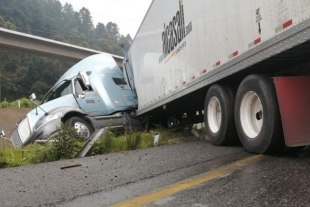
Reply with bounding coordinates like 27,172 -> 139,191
235,74 -> 284,154
65,117 -> 94,140
204,84 -> 237,145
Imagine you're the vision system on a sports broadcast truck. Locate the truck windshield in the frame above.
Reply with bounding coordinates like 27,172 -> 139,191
41,80 -> 73,103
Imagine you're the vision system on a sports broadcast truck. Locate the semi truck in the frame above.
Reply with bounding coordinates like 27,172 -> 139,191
11,0 -> 310,154
126,0 -> 310,154
10,53 -> 142,148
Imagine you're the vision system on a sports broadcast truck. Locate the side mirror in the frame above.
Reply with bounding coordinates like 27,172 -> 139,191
29,93 -> 37,101
1,130 -> 5,137
29,93 -> 48,115
79,71 -> 91,89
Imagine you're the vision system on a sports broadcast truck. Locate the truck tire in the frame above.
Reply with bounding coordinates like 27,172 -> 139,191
65,117 -> 94,140
234,74 -> 284,154
167,117 -> 179,128
204,84 -> 237,145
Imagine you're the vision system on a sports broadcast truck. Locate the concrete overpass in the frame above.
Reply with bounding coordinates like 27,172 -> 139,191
0,27 -> 124,67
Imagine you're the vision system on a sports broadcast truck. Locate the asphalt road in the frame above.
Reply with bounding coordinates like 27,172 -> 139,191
144,150 -> 310,207
0,138 -> 309,207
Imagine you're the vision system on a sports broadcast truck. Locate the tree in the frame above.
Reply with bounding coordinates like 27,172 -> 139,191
53,35 -> 65,42
79,7 -> 94,38
30,81 -> 50,100
126,34 -> 133,44
0,54 -> 8,102
0,0 -> 133,101
62,3 -> 76,34
0,16 -> 6,28
119,35 -> 132,52
43,0 -> 63,38
95,23 -> 107,39
68,29 -> 89,47
106,22 -> 120,38
0,15 -> 16,30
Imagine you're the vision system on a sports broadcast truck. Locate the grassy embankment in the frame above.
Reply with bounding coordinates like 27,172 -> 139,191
0,99 -> 202,169
0,125 -> 191,169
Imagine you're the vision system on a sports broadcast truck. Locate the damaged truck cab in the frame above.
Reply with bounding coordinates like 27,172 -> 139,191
11,53 -> 142,147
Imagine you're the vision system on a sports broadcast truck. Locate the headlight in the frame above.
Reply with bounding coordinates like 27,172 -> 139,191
35,112 -> 62,130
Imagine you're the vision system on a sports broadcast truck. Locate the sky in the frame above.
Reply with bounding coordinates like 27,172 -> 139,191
58,0 -> 153,38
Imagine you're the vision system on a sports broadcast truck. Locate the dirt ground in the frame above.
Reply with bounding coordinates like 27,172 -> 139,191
0,108 -> 32,149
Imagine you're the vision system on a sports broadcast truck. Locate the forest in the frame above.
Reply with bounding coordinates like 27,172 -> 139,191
0,0 -> 133,101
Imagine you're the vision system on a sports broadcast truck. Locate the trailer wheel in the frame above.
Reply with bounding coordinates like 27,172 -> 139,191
167,117 -> 179,128
204,84 -> 237,145
65,117 -> 94,140
235,74 -> 284,154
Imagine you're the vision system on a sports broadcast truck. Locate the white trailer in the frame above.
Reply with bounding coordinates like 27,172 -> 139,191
127,0 -> 310,153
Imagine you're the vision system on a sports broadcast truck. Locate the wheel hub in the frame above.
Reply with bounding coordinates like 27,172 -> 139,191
207,96 -> 222,133
240,91 -> 263,138
167,117 -> 178,128
74,122 -> 90,139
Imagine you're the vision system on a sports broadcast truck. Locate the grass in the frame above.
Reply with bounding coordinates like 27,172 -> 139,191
0,125 -> 195,169
90,128 -> 191,155
0,145 -> 50,168
91,130 -> 154,155
0,98 -> 38,108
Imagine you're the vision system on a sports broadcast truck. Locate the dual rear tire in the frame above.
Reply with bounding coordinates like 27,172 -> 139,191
204,75 -> 284,154
234,75 -> 283,153
204,84 -> 237,145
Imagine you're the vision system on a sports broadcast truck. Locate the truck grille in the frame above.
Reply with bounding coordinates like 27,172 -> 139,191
11,129 -> 22,148
11,117 -> 31,148
18,117 -> 31,142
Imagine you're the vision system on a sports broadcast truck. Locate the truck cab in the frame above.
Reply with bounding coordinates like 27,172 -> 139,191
11,53 -> 142,148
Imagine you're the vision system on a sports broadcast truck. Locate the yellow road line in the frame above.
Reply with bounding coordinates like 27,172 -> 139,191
111,155 -> 264,207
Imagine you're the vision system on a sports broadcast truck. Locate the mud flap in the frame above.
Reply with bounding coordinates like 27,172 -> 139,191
274,76 -> 310,146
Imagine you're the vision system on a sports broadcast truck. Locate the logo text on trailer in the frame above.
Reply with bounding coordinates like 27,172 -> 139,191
159,0 -> 192,64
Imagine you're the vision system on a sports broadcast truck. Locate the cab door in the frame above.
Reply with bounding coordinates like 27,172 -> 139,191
73,78 -> 107,116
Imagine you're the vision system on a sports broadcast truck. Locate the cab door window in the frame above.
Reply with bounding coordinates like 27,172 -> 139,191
74,78 -> 92,96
